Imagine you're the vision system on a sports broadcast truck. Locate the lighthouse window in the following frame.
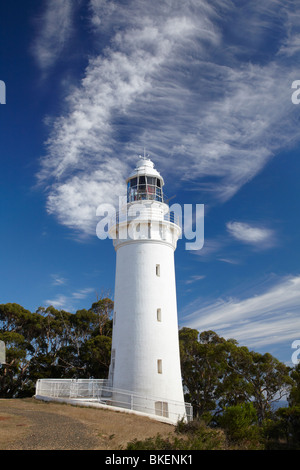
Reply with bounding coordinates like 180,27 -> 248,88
157,359 -> 162,374
127,177 -> 139,202
155,401 -> 169,418
130,177 -> 137,188
156,264 -> 160,277
157,308 -> 162,322
146,176 -> 156,198
147,177 -> 155,185
138,175 -> 146,189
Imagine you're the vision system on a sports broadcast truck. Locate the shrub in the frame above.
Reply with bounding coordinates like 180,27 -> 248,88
126,420 -> 227,450
217,402 -> 262,448
264,406 -> 300,449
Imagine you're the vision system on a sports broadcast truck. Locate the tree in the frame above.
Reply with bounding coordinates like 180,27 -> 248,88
80,335 -> 112,378
179,328 -> 233,418
264,363 -> 300,449
217,402 -> 261,445
288,363 -> 300,407
227,348 -> 292,423
0,303 -> 43,397
0,299 -> 114,396
89,298 -> 114,336
179,327 -> 292,423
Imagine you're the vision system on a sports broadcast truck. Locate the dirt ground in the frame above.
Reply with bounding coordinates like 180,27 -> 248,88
0,398 -> 175,450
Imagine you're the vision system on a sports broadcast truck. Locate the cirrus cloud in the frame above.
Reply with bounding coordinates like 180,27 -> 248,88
36,0 -> 300,236
226,221 -> 276,248
31,0 -> 79,74
182,275 -> 300,352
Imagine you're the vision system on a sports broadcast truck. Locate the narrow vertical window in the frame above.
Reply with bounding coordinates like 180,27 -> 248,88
157,308 -> 162,322
156,264 -> 160,277
157,359 -> 162,374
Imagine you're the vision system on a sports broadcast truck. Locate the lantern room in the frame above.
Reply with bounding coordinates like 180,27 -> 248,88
126,157 -> 164,203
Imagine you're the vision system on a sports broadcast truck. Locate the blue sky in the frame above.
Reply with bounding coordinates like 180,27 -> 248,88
1,0 -> 300,365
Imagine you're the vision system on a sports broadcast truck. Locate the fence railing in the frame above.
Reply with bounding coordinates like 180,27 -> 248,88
114,206 -> 180,226
35,379 -> 192,424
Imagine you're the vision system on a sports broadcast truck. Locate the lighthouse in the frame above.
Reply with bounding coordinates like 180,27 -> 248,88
108,156 -> 186,423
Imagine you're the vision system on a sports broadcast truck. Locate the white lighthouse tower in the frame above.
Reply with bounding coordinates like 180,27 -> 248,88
108,156 -> 186,424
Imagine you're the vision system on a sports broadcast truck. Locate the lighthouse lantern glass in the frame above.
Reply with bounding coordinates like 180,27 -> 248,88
127,176 -> 163,203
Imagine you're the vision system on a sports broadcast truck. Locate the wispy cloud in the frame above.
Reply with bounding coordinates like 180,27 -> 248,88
217,258 -> 240,265
193,239 -> 224,261
51,274 -> 68,286
44,294 -> 69,310
226,221 -> 276,248
277,8 -> 300,57
182,275 -> 300,351
185,275 -> 206,285
45,287 -> 94,311
37,0 -> 300,235
31,0 -> 77,74
193,219 -> 276,263
71,288 -> 94,300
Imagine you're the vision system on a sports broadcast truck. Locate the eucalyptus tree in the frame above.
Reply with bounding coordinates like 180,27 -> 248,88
179,327 -> 292,423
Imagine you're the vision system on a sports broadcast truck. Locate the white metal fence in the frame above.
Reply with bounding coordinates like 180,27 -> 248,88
35,379 -> 193,424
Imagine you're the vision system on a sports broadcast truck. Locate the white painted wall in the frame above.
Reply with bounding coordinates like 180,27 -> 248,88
109,217 -> 186,422
108,158 -> 187,423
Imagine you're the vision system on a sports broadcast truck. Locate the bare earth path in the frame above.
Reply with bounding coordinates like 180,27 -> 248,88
0,398 -> 175,450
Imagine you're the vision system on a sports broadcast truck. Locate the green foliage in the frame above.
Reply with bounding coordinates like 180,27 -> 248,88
216,402 -> 262,447
179,327 -> 292,423
80,335 -> 112,377
264,405 -> 300,449
289,363 -> 300,407
0,300 -> 113,397
127,420 -> 226,450
89,298 -> 114,336
179,328 -> 232,418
